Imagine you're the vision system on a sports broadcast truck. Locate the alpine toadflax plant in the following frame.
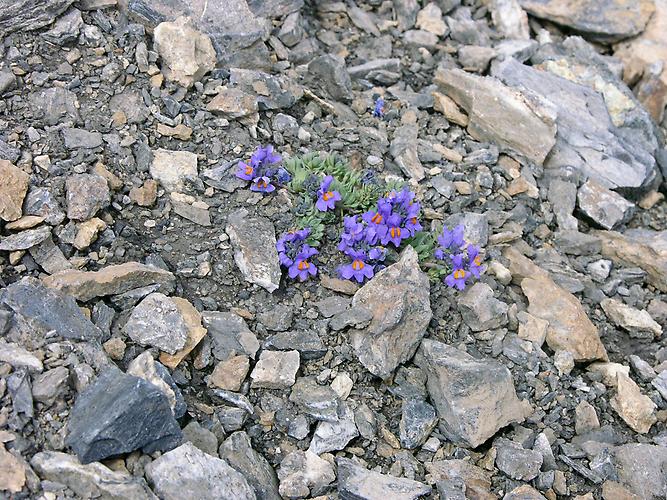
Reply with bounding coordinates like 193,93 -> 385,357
434,224 -> 484,290
236,145 -> 291,193
315,175 -> 342,212
276,228 -> 318,281
337,215 -> 387,283
363,187 -> 422,247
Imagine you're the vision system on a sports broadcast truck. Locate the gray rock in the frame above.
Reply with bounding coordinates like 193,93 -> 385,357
314,296 -> 350,318
0,68 -> 17,94
109,91 -> 149,124
444,212 -> 489,247
124,293 -> 188,354
29,87 -> 80,126
23,187 -> 66,225
0,340 -> 43,372
458,282 -> 508,332
277,12 -> 303,47
348,58 -> 401,79
127,351 -> 186,418
29,235 -> 72,274
393,0 -> 419,31
399,399 -> 438,449
277,450 -> 335,499
229,69 -> 303,111
150,149 -> 198,192
65,174 -> 110,221
337,457 -> 431,499
0,226 -> 51,251
349,246 -> 431,379
533,432 -> 557,471
202,311 -> 260,361
601,298 -> 662,338
495,437 -> 543,480
7,368 -> 33,429
226,210 -> 281,293
66,368 -> 182,464
0,138 -> 20,162
31,451 -> 157,500
250,350 -> 300,389
182,421 -> 218,457
264,330 -> 326,360
548,179 -> 578,232
247,0 -> 303,17
289,376 -> 340,422
415,339 -> 526,448
652,371 -> 667,401
0,0 -> 74,37
32,366 -> 69,405
308,54 -> 353,102
146,442 -> 257,500
577,180 -> 635,230
391,124 -> 425,181
1,277 -> 102,341
62,128 -> 103,149
553,230 -> 601,256
612,444 -> 667,499
43,8 -> 83,44
629,354 -> 657,381
309,402 -> 359,455
219,431 -> 280,500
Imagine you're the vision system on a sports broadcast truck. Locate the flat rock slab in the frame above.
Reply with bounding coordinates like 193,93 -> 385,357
124,293 -> 189,354
505,247 -> 608,362
0,160 -> 30,222
31,451 -> 157,500
0,0 -> 74,36
1,277 -> 102,342
43,261 -> 175,302
150,148 -> 198,192
202,311 -> 260,361
434,68 -> 556,166
0,226 -> 51,251
66,368 -> 182,464
519,0 -> 654,42
577,180 -> 635,230
349,246 -> 432,379
145,442 -> 257,500
415,339 -> 526,448
601,298 -> 662,338
226,210 -> 281,293
250,350 -> 300,389
612,444 -> 667,499
337,457 -> 431,499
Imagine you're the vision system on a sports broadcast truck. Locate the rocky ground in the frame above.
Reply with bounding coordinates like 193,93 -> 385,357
1,0 -> 667,499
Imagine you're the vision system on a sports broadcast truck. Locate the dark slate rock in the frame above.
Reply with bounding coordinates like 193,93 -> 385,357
66,368 -> 182,464
0,0 -> 74,36
29,87 -> 80,126
308,54 -> 353,103
7,368 -> 33,431
0,277 -> 102,342
0,138 -> 20,163
264,330 -> 326,360
247,0 -> 303,17
399,399 -> 438,449
155,361 -> 187,419
202,311 -> 260,361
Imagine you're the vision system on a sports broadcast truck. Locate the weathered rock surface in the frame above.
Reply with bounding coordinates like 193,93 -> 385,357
434,68 -> 556,165
0,0 -> 74,36
458,282 -> 509,332
61,128 -> 103,150
0,160 -> 30,222
145,442 -> 257,500
0,226 -> 51,251
399,399 -> 438,449
150,148 -> 198,192
206,87 -> 259,125
519,0 -> 654,42
577,180 -> 635,230
308,55 -> 353,102
309,402 -> 359,455
226,210 -> 281,293
153,16 -> 216,87
202,311 -> 260,361
415,339 -> 526,448
612,444 -> 667,499
610,373 -> 657,434
277,450 -> 335,499
0,340 -> 43,372
65,174 -> 110,221
250,350 -> 300,389
127,351 -> 186,417
495,438 -> 543,481
348,246 -> 431,379
29,87 -> 80,126
601,298 -> 662,338
505,247 -> 608,362
337,457 -> 431,499
31,451 -> 157,500
43,262 -> 175,301
66,368 -> 182,464
124,293 -> 188,354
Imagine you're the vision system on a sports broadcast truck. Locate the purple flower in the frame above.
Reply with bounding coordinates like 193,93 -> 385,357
236,161 -> 255,181
315,175 -> 342,212
288,245 -> 318,281
445,254 -> 468,290
250,176 -> 275,193
467,245 -> 484,278
372,97 -> 385,118
339,250 -> 375,283
251,145 -> 281,167
437,224 -> 465,254
276,167 -> 291,184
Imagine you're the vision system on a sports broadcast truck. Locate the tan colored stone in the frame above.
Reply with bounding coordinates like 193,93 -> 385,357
610,373 -> 657,434
517,311 -> 549,346
43,262 -> 175,301
432,143 -> 463,163
159,298 -> 207,369
208,355 -> 250,391
602,480 -> 641,500
588,362 -> 630,386
129,179 -> 158,207
432,91 -> 468,126
206,86 -> 259,126
505,248 -> 607,362
157,123 -> 193,140
5,215 -> 45,231
320,274 -> 359,295
0,443 -> 25,493
638,190 -> 664,210
92,162 -> 123,191
150,149 -> 198,192
73,218 -> 107,251
0,160 -> 29,222
415,3 -> 447,36
102,337 -> 126,361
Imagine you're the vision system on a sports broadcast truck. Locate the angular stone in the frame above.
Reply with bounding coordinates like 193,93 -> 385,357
0,160 -> 29,222
23,187 -> 66,226
517,311 -> 549,346
0,340 -> 43,372
610,373 -> 657,434
278,450 -> 335,499
594,229 -> 667,292
66,368 -> 181,464
43,262 -> 175,302
150,149 -> 198,192
30,451 -> 157,500
250,350 -> 299,389
495,437 -> 543,481
110,91 -> 149,124
652,371 -> 667,401
575,400 -> 600,435
426,460 -> 492,499
32,366 -> 69,404
207,86 -> 259,126
308,54 -> 353,102
505,248 -> 608,362
0,226 -> 51,251
337,457 -> 431,499
145,442 -> 256,500
219,431 -> 280,500
458,282 -> 508,332
518,0 -> 654,42
415,339 -> 526,448
127,351 -> 186,417
309,402 -> 359,455
399,399 -> 438,449
0,443 -> 25,493
348,246 -> 431,379
61,128 -> 103,149
229,69 -> 303,111
170,192 -> 211,226
29,235 -> 72,275
548,178 -> 578,231
612,444 -> 667,499
432,91 -> 468,126
289,376 -> 340,422
29,87 -> 80,126
1,277 -> 102,341
226,210 -> 281,293
489,0 -> 530,39
434,68 -> 556,165
130,180 -> 158,207
0,0 -> 74,37
391,124 -> 425,181
124,293 -> 189,354
504,485 -> 547,500
209,355 -> 250,391
73,218 -> 107,251
577,180 -> 635,230
601,298 -> 662,339
202,311 -> 259,361
65,174 -> 110,221
154,16 -> 216,87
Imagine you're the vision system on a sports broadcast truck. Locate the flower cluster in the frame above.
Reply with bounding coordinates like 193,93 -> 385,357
434,225 -> 483,290
337,216 -> 387,282
236,145 -> 291,193
315,175 -> 341,212
276,229 -> 318,281
362,188 -> 422,247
